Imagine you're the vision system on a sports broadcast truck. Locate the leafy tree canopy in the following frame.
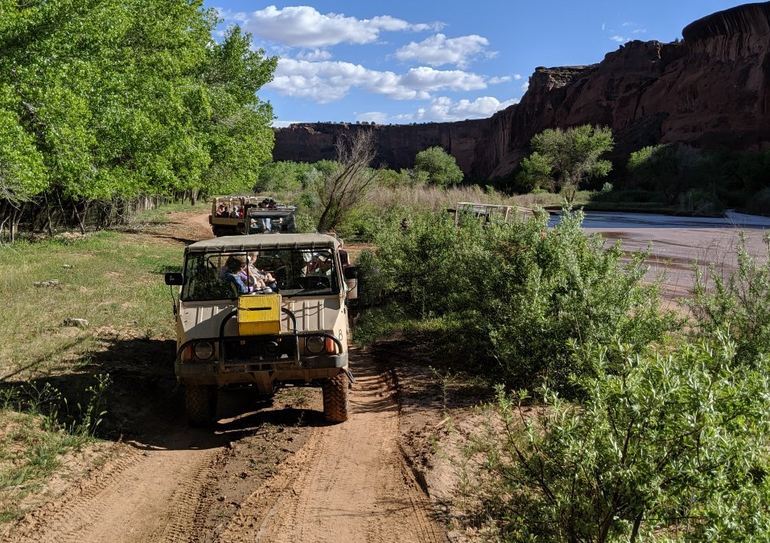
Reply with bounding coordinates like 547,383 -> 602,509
520,125 -> 614,193
0,0 -> 277,203
414,146 -> 463,186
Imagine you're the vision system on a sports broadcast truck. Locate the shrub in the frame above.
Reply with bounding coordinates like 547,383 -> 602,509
690,236 -> 770,366
746,187 -> 770,215
677,188 -> 723,214
471,337 -> 770,542
365,208 -> 672,393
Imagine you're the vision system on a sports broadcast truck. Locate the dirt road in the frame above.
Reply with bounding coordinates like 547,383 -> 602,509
220,358 -> 445,543
7,356 -> 444,543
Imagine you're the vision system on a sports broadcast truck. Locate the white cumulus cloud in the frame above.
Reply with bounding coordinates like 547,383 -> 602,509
395,33 -> 492,68
268,59 -> 489,103
609,35 -> 628,43
239,5 -> 441,48
392,96 -> 517,123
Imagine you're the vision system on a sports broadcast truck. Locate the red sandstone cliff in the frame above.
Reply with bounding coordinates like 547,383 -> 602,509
273,2 -> 770,180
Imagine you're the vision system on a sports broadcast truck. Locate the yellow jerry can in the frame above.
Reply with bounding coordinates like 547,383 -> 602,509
237,293 -> 281,335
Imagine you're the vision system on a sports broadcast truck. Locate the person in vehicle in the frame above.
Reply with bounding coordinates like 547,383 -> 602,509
247,252 -> 278,292
222,255 -> 251,294
306,252 -> 332,275
256,200 -> 273,231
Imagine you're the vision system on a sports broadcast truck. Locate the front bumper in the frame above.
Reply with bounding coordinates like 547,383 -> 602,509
176,352 -> 348,386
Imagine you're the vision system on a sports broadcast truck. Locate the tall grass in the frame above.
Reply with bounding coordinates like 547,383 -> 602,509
0,375 -> 110,521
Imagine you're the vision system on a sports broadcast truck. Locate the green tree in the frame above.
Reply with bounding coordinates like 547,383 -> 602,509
515,151 -> 553,192
523,125 -> 614,195
0,0 -> 277,229
0,109 -> 47,202
414,146 -> 463,186
198,26 -> 277,198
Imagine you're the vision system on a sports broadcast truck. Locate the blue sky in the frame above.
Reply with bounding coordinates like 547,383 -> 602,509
209,1 -> 743,126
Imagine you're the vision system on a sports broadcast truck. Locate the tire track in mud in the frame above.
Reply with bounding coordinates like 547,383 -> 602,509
220,352 -> 447,543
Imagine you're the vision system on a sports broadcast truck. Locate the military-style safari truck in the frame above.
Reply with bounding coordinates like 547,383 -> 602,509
164,233 -> 357,425
209,196 -> 296,236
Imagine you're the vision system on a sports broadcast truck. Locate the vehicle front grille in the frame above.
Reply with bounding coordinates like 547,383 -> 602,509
222,335 -> 297,364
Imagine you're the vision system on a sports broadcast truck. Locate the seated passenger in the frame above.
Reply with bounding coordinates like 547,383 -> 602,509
222,255 -> 251,295
247,252 -> 278,292
306,253 -> 332,275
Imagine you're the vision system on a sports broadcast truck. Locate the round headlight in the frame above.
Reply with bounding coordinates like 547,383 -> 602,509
193,341 -> 214,360
305,335 -> 325,355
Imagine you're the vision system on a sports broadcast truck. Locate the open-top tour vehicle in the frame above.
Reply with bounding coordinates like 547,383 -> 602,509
165,233 -> 358,425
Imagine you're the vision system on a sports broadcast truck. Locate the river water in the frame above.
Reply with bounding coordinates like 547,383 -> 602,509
548,209 -> 770,229
546,210 -> 769,303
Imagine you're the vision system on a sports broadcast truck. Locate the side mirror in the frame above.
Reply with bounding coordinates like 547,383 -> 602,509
343,266 -> 359,280
164,272 -> 184,286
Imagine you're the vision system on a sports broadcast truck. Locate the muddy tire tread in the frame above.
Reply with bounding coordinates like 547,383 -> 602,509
322,373 -> 349,423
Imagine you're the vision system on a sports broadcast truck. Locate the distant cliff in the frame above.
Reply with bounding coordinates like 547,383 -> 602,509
274,2 -> 770,181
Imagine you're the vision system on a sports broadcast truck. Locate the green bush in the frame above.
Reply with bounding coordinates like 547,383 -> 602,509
625,144 -> 770,210
746,188 -> 770,215
472,337 -> 770,542
690,237 -> 770,367
364,209 -> 672,393
414,146 -> 463,186
590,189 -> 666,204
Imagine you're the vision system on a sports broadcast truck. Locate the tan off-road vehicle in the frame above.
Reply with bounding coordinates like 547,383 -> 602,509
164,233 -> 358,425
209,196 -> 296,236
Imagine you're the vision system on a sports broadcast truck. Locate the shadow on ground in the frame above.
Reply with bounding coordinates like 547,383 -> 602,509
0,336 -> 328,452
370,335 -> 494,411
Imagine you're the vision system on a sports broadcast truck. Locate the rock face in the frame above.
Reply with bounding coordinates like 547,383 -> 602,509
273,2 -> 770,180
273,120 -> 488,175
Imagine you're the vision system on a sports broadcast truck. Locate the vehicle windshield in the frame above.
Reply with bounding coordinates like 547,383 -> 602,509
181,248 -> 339,301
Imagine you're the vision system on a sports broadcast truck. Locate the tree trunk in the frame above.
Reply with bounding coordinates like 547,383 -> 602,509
44,193 -> 54,236
73,200 -> 87,234
629,511 -> 643,543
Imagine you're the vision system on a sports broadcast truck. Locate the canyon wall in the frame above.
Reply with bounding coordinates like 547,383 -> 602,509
274,2 -> 770,180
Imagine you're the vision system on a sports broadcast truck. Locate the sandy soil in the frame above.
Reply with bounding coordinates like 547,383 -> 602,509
589,225 -> 768,303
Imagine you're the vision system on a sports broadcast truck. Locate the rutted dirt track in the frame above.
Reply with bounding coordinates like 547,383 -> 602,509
7,353 -> 445,543
220,361 -> 445,543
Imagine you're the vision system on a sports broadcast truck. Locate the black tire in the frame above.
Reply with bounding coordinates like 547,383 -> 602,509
185,384 -> 218,426
322,373 -> 349,423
